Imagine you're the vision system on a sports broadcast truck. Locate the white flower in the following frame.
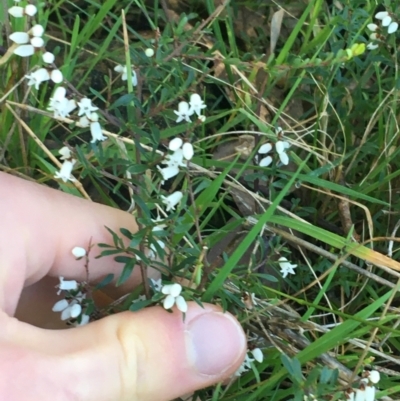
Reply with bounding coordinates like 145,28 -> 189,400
30,24 -> 44,37
367,23 -> 378,31
50,69 -> 63,84
145,48 -> 154,57
57,276 -> 78,292
9,32 -> 29,44
77,98 -> 98,118
375,11 -> 389,20
369,33 -> 378,41
198,115 -> 206,122
278,257 -> 297,278
52,299 -> 82,321
114,64 -> 138,85
90,121 -> 107,143
42,51 -> 55,64
24,4 -> 38,16
275,140 -> 290,165
161,283 -> 187,313
169,137 -> 183,151
14,44 -> 35,57
151,278 -> 163,292
251,348 -> 263,363
72,247 -> 86,258
8,6 -> 24,17
234,353 -> 254,376
388,22 -> 398,34
157,165 -> 180,181
188,93 -> 206,116
367,370 -> 380,384
174,101 -> 192,123
59,146 -> 71,160
161,191 -> 183,211
54,159 -> 76,182
165,149 -> 186,168
354,388 -> 365,401
48,87 -> 77,118
25,68 -> 50,89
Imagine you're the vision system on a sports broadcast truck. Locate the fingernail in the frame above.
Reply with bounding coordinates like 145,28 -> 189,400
185,311 -> 246,376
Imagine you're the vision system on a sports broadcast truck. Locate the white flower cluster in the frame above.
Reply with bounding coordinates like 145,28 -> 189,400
234,347 -> 263,376
367,11 -> 399,50
278,257 -> 297,278
174,93 -> 206,123
54,146 -> 76,183
161,283 -> 188,312
157,137 -> 194,183
8,6 -> 63,89
345,370 -> 380,401
52,275 -> 89,326
257,128 -> 291,167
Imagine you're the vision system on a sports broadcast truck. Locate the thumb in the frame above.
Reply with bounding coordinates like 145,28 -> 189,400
2,303 -> 246,401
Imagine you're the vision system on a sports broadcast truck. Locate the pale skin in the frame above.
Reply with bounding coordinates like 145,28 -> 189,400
0,172 -> 247,401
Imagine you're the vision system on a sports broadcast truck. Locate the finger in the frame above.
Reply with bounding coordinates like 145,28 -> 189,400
0,172 -> 145,315
2,303 -> 247,401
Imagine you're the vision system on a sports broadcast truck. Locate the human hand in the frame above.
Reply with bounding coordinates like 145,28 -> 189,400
0,172 -> 246,401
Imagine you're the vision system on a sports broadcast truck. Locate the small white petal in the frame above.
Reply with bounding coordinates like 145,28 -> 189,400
189,93 -> 206,116
275,140 -> 290,154
182,142 -> 194,160
59,276 -> 78,291
174,101 -> 191,123
79,116 -> 90,127
77,314 -> 90,326
8,6 -> 24,18
52,86 -> 67,101
258,143 -> 272,154
25,68 -> 50,89
24,4 -> 38,16
354,389 -> 365,401
50,69 -> 63,83
375,11 -> 389,20
61,305 -> 73,320
169,283 -> 182,297
30,24 -> 45,37
278,151 -> 289,165
14,44 -> 34,57
59,146 -> 71,160
114,64 -> 125,73
72,247 -> 86,258
145,48 -> 154,57
259,156 -> 273,167
251,348 -> 263,363
368,370 -> 380,384
382,15 -> 392,27
151,278 -> 163,292
9,32 -> 29,44
69,303 -> 82,318
367,23 -> 378,31
175,296 -> 188,313
388,21 -> 398,34
42,51 -> 55,64
161,284 -> 173,295
198,115 -> 206,122
169,137 -> 183,151
369,32 -> 378,40
163,294 -> 175,310
30,36 -> 44,48
52,299 -> 69,312
77,98 -> 98,117
89,112 -> 99,122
